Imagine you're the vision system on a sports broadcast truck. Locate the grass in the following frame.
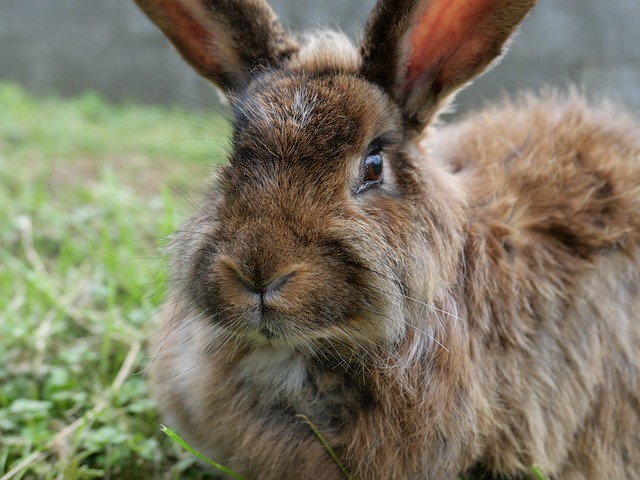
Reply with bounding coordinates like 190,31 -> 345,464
160,426 -> 245,480
0,82 -> 230,479
296,415 -> 352,479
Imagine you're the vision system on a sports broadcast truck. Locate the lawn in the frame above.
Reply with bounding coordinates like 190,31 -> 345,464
0,82 -> 231,479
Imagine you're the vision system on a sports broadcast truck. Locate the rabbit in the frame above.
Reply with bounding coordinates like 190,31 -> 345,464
135,0 -> 640,478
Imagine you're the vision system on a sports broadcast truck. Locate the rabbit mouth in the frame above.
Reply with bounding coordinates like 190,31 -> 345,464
250,312 -> 294,344
232,310 -> 327,349
258,324 -> 276,340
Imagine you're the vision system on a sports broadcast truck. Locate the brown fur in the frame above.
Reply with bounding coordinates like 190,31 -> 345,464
137,0 -> 640,478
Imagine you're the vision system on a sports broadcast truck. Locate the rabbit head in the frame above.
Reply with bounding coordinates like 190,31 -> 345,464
136,0 -> 536,355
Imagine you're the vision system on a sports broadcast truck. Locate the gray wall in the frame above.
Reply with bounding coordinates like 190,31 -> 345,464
2,0 -> 640,114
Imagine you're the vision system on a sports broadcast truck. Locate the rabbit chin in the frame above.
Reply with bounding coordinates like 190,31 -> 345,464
234,346 -> 308,395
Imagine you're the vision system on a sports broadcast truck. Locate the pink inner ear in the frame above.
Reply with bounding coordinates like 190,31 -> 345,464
151,0 -> 220,76
405,0 -> 496,93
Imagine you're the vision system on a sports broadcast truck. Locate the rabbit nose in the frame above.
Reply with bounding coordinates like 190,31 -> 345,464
242,271 -> 294,297
217,256 -> 296,304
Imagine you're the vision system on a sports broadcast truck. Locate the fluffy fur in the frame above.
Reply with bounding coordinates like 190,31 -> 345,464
137,0 -> 640,478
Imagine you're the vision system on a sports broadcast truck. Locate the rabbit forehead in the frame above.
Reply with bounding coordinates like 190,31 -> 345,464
230,72 -> 401,167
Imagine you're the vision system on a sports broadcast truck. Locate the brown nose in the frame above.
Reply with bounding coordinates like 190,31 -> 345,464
240,271 -> 294,297
217,256 -> 296,304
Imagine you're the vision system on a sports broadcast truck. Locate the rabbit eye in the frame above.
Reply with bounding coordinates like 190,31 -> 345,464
364,153 -> 383,182
355,138 -> 390,194
355,151 -> 384,194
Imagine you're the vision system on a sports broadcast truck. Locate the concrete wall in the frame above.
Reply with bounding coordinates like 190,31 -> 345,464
1,0 -> 639,114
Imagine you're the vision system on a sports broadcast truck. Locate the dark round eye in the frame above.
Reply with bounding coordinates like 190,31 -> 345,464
364,152 -> 383,182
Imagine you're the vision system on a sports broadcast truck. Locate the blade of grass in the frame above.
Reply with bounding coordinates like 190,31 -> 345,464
530,464 -> 550,480
160,425 -> 245,480
296,414 -> 352,480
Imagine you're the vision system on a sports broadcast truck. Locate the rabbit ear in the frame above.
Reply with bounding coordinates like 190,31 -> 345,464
134,0 -> 299,93
360,0 -> 537,132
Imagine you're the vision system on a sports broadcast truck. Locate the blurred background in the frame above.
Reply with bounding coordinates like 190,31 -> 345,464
2,0 -> 640,113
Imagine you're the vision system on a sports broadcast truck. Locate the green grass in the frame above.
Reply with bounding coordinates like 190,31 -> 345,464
161,426 -> 245,480
0,82 -> 230,479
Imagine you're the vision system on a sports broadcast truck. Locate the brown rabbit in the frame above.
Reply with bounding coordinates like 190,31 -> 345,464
135,0 -> 640,478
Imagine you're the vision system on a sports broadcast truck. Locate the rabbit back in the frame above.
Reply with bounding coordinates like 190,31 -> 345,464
430,91 -> 640,477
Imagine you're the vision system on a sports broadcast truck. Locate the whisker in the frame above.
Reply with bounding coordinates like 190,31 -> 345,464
404,322 -> 450,354
339,257 -> 463,323
400,294 -> 462,322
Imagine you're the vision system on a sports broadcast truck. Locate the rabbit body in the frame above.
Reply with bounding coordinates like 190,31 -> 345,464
153,89 -> 640,479
138,0 -> 640,478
